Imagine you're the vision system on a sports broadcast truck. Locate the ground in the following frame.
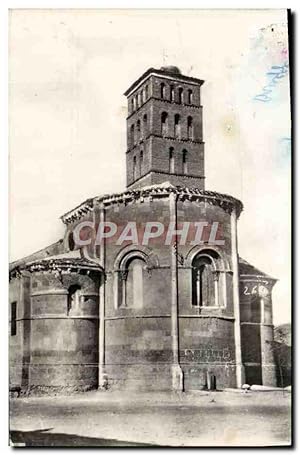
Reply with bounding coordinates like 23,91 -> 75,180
10,390 -> 291,447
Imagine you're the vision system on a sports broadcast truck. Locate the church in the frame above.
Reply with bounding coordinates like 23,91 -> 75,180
9,66 -> 278,393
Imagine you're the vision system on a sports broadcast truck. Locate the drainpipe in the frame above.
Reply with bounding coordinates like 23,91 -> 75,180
169,192 -> 183,391
231,207 -> 244,388
98,203 -> 106,388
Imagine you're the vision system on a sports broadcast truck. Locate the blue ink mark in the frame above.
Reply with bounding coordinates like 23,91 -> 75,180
277,137 -> 291,167
253,61 -> 289,102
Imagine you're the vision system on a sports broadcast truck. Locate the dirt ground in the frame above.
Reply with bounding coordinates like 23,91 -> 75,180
9,390 -> 292,447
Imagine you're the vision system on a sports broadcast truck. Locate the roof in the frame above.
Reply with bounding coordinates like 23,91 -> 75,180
9,239 -> 64,271
60,183 -> 243,225
239,257 -> 277,281
124,67 -> 205,97
26,249 -> 83,264
9,250 -> 102,279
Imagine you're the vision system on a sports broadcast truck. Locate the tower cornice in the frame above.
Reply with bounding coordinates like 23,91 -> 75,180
126,134 -> 204,154
126,96 -> 203,121
124,67 -> 204,97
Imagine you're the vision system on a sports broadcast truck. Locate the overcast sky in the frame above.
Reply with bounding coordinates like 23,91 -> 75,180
9,9 -> 291,324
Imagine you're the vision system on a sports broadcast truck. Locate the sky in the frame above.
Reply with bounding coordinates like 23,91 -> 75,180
9,9 -> 291,324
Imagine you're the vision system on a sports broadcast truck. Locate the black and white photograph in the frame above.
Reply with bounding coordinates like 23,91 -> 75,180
7,7 -> 292,447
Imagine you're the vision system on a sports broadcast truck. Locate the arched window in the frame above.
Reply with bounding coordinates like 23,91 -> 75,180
192,251 -> 219,307
174,114 -> 181,138
133,156 -> 137,180
137,119 -> 141,142
182,149 -> 188,174
145,85 -> 149,99
68,232 -> 75,251
143,114 -> 147,138
161,112 -> 168,136
131,98 -> 135,112
170,85 -> 175,102
120,257 -> 145,308
178,87 -> 183,104
188,89 -> 193,104
160,83 -> 166,99
135,94 -> 138,109
130,124 -> 135,147
187,116 -> 193,140
140,150 -> 144,175
169,147 -> 175,173
10,302 -> 17,336
67,284 -> 81,315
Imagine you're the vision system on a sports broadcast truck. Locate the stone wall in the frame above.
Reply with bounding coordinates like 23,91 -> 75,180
100,194 -> 237,390
9,277 -> 23,387
10,269 -> 100,394
239,278 -> 277,386
10,187 -> 275,393
179,317 -> 236,389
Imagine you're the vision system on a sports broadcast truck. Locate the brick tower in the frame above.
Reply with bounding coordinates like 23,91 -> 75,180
124,66 -> 205,189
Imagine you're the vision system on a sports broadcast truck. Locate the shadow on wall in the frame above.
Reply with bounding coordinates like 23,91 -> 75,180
10,428 -> 155,447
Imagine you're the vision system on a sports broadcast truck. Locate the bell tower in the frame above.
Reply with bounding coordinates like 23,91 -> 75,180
124,66 -> 205,190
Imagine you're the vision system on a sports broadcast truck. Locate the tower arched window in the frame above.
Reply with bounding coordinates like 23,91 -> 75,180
170,85 -> 175,102
187,116 -> 193,140
188,89 -> 193,104
192,251 -> 220,307
133,156 -> 137,180
137,119 -> 141,142
145,85 -> 149,99
174,114 -> 181,138
143,114 -> 147,138
135,94 -> 138,109
160,83 -> 166,99
130,124 -> 135,147
178,87 -> 183,104
161,112 -> 168,136
182,149 -> 188,174
169,147 -> 175,173
131,98 -> 135,112
140,150 -> 144,176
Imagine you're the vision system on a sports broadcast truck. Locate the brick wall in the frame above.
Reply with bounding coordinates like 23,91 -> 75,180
126,73 -> 204,189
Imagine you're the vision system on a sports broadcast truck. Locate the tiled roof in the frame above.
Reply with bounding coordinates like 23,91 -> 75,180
9,250 -> 101,279
239,257 -> 277,281
60,184 -> 243,225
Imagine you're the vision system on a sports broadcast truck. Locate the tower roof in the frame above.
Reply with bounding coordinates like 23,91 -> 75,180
124,67 -> 204,97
